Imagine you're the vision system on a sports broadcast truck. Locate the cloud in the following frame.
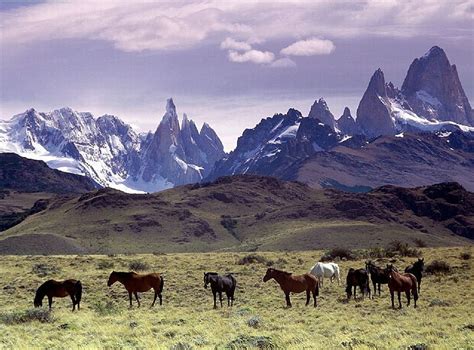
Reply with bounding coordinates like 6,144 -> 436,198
228,50 -> 275,64
270,58 -> 296,68
0,0 -> 471,53
220,37 -> 251,51
281,38 -> 335,56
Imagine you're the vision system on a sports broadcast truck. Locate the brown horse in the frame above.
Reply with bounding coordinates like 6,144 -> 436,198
34,279 -> 82,311
387,264 -> 418,309
263,268 -> 319,307
107,271 -> 164,308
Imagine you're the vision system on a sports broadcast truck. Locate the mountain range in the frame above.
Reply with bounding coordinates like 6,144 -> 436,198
207,46 -> 474,191
0,99 -> 224,193
1,46 -> 473,193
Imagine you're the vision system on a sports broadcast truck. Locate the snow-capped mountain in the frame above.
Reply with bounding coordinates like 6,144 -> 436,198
0,99 -> 224,193
206,46 -> 474,191
356,46 -> 474,137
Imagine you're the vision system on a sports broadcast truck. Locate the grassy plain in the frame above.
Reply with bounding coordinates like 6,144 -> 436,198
0,247 -> 472,349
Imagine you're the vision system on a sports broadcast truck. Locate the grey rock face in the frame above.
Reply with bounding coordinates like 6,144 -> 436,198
401,46 -> 473,126
336,107 -> 361,135
308,98 -> 337,130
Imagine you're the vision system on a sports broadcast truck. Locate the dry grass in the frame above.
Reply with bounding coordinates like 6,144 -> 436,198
0,247 -> 472,349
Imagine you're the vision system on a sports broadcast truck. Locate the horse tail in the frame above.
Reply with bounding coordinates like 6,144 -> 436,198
75,280 -> 82,305
159,275 -> 164,293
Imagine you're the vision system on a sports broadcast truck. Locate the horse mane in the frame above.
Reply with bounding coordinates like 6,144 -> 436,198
272,269 -> 292,276
205,272 -> 218,275
114,271 -> 137,278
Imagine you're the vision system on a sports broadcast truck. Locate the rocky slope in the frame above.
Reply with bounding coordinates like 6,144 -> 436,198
0,99 -> 224,193
0,175 -> 471,254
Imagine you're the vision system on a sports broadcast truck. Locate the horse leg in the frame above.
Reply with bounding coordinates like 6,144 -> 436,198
213,291 -> 217,309
134,292 -> 140,307
305,290 -> 310,306
312,289 -> 317,307
151,290 -> 158,307
353,286 -> 357,300
219,291 -> 223,308
48,296 -> 53,310
128,291 -> 133,308
405,290 -> 410,306
372,281 -> 376,298
418,278 -> 421,294
378,283 -> 381,296
397,291 -> 402,309
390,290 -> 395,309
285,292 -> 292,308
70,294 -> 76,311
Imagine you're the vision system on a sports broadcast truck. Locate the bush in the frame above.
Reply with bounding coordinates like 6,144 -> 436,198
97,260 -> 114,270
1,309 -> 54,325
321,247 -> 356,261
247,316 -> 261,328
129,261 -> 149,271
386,240 -> 421,257
413,238 -> 427,248
460,252 -> 471,260
237,254 -> 273,266
225,335 -> 280,350
91,301 -> 120,316
32,263 -> 60,277
170,342 -> 193,350
425,260 -> 451,275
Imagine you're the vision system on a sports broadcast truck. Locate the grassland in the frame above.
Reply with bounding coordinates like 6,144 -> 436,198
0,247 -> 472,349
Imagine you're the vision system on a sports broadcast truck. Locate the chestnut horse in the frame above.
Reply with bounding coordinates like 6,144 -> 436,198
107,271 -> 164,308
263,268 -> 319,307
34,279 -> 82,311
387,264 -> 418,309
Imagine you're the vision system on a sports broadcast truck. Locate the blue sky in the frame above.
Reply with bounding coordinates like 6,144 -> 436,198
1,0 -> 473,150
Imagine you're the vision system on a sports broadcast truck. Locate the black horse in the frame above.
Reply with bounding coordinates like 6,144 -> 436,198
204,272 -> 236,309
346,268 -> 371,300
405,258 -> 424,293
365,260 -> 390,297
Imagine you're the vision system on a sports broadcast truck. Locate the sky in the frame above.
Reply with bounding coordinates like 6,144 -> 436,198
1,0 -> 473,151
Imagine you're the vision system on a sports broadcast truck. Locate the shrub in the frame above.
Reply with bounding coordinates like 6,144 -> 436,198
429,298 -> 451,307
413,238 -> 427,248
386,240 -> 421,257
425,260 -> 451,275
170,342 -> 193,350
225,335 -> 280,350
1,309 -> 54,325
97,260 -> 114,270
247,316 -> 261,328
321,248 -> 356,261
91,301 -> 120,316
237,254 -> 273,266
129,261 -> 149,271
32,263 -> 60,277
460,252 -> 471,260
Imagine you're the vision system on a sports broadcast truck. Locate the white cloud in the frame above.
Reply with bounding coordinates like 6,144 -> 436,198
270,58 -> 296,68
220,37 -> 251,51
228,50 -> 275,64
0,0 -> 471,53
281,38 -> 335,56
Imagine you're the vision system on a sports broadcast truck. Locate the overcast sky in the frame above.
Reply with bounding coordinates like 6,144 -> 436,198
1,0 -> 473,150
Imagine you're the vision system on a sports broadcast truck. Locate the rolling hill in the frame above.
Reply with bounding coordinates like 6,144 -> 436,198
0,175 -> 472,254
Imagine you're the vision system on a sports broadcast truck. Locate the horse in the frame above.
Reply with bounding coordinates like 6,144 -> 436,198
405,258 -> 424,293
346,268 -> 371,300
34,279 -> 82,311
107,271 -> 164,308
365,260 -> 390,297
203,272 -> 237,309
263,268 -> 319,308
387,264 -> 418,309
309,262 -> 340,287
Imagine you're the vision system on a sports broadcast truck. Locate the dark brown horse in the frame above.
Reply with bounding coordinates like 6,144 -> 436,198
405,258 -> 424,293
366,260 -> 390,297
387,264 -> 418,309
34,279 -> 82,311
346,268 -> 371,300
263,268 -> 319,307
107,271 -> 164,308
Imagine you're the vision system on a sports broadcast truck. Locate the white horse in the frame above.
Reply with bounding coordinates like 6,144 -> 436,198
309,262 -> 340,287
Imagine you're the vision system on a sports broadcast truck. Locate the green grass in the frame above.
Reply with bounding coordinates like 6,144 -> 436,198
0,247 -> 473,349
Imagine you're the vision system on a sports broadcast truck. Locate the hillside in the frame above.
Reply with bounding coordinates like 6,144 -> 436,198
0,175 -> 472,254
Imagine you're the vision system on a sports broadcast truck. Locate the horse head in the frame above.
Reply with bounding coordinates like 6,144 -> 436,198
203,272 -> 217,289
263,268 -> 274,282
107,271 -> 118,287
415,258 -> 425,271
33,295 -> 42,307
